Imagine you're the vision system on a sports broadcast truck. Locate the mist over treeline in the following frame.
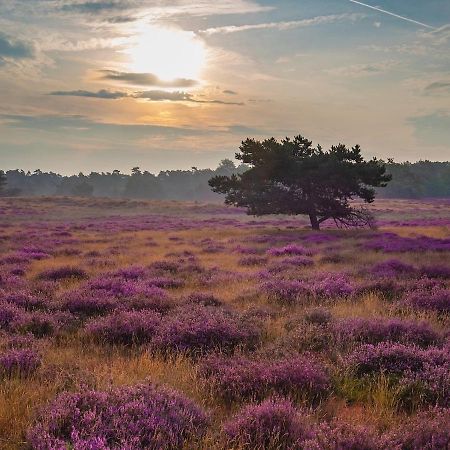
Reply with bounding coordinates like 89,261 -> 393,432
1,160 -> 449,200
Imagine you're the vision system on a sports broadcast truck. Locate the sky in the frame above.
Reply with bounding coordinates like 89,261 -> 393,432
0,0 -> 449,174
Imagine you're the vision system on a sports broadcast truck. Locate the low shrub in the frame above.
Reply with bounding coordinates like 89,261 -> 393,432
85,310 -> 162,345
223,398 -> 313,449
267,244 -> 313,257
347,343 -> 426,376
62,292 -> 118,317
238,256 -> 268,266
420,265 -> 450,280
0,348 -> 41,377
333,317 -> 440,348
37,266 -> 88,282
27,383 -> 209,449
150,305 -> 261,355
403,287 -> 450,313
384,407 -> 450,449
183,292 -> 223,307
370,259 -> 416,278
305,420 -> 381,450
201,354 -> 330,402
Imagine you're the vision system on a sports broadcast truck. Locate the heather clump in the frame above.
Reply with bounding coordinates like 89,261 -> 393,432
357,277 -> 406,298
111,265 -> 147,280
263,272 -> 355,304
370,259 -> 416,277
347,343 -> 426,376
333,317 -> 440,348
403,286 -> 450,313
4,291 -> 50,311
149,257 -> 203,277
12,311 -> 74,337
0,302 -> 25,330
85,310 -> 162,345
222,398 -> 313,449
364,234 -> 450,253
280,255 -> 314,267
61,291 -> 118,317
304,308 -> 333,325
37,266 -> 88,281
287,322 -> 336,353
383,407 -> 450,449
150,305 -> 261,355
0,348 -> 41,378
183,292 -> 223,307
399,361 -> 450,408
263,279 -> 309,304
305,420 -> 381,450
27,383 -> 209,449
200,354 -> 330,402
119,290 -> 174,314
267,244 -> 313,257
309,272 -> 355,297
18,246 -> 51,261
420,264 -> 450,279
146,276 -> 184,289
238,256 -> 268,266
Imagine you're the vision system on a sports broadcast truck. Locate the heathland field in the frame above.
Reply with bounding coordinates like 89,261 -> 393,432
0,197 -> 449,449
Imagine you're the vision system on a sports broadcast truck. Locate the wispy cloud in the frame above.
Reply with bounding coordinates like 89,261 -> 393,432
424,81 -> 450,94
199,13 -> 363,35
56,0 -> 273,19
0,32 -> 34,62
99,70 -> 198,88
136,91 -> 244,105
60,1 -> 130,14
420,24 -> 450,44
50,89 -> 128,99
348,0 -> 436,29
327,60 -> 398,77
49,88 -> 244,105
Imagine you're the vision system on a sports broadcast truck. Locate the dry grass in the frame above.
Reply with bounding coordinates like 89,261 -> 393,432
0,197 -> 448,448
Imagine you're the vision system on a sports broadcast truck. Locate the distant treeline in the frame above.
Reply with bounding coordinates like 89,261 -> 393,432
1,160 -> 449,200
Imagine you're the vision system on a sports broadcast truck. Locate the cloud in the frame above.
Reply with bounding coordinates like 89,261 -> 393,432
47,88 -> 244,105
198,13 -> 364,35
60,1 -> 131,14
57,0 -> 272,18
347,0 -> 435,29
408,111 -> 450,147
105,15 -> 137,23
1,114 -> 207,138
327,60 -> 398,77
420,24 -> 450,45
99,70 -> 198,88
137,91 -> 244,105
50,89 -> 128,99
424,81 -> 450,94
0,32 -> 34,62
223,90 -> 238,95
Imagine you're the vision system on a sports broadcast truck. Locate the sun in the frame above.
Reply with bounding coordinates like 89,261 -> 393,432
125,25 -> 206,83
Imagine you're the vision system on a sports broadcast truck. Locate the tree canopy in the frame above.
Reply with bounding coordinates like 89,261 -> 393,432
209,135 -> 391,230
0,171 -> 7,195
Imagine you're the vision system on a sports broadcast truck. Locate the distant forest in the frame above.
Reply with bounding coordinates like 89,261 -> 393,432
1,160 -> 449,200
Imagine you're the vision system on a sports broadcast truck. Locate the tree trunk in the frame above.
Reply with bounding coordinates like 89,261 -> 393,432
309,213 -> 320,230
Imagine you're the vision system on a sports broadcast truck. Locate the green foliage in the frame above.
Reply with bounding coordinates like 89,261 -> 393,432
1,160 -> 448,201
381,161 -> 450,198
209,135 -> 391,229
71,181 -> 94,197
0,170 -> 6,194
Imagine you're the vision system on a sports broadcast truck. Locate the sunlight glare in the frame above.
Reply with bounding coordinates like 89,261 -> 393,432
126,25 -> 206,83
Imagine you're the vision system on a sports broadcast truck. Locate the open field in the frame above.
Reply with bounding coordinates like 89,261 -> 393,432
0,197 -> 449,449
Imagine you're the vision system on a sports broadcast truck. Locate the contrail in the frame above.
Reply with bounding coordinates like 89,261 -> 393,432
348,0 -> 436,29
